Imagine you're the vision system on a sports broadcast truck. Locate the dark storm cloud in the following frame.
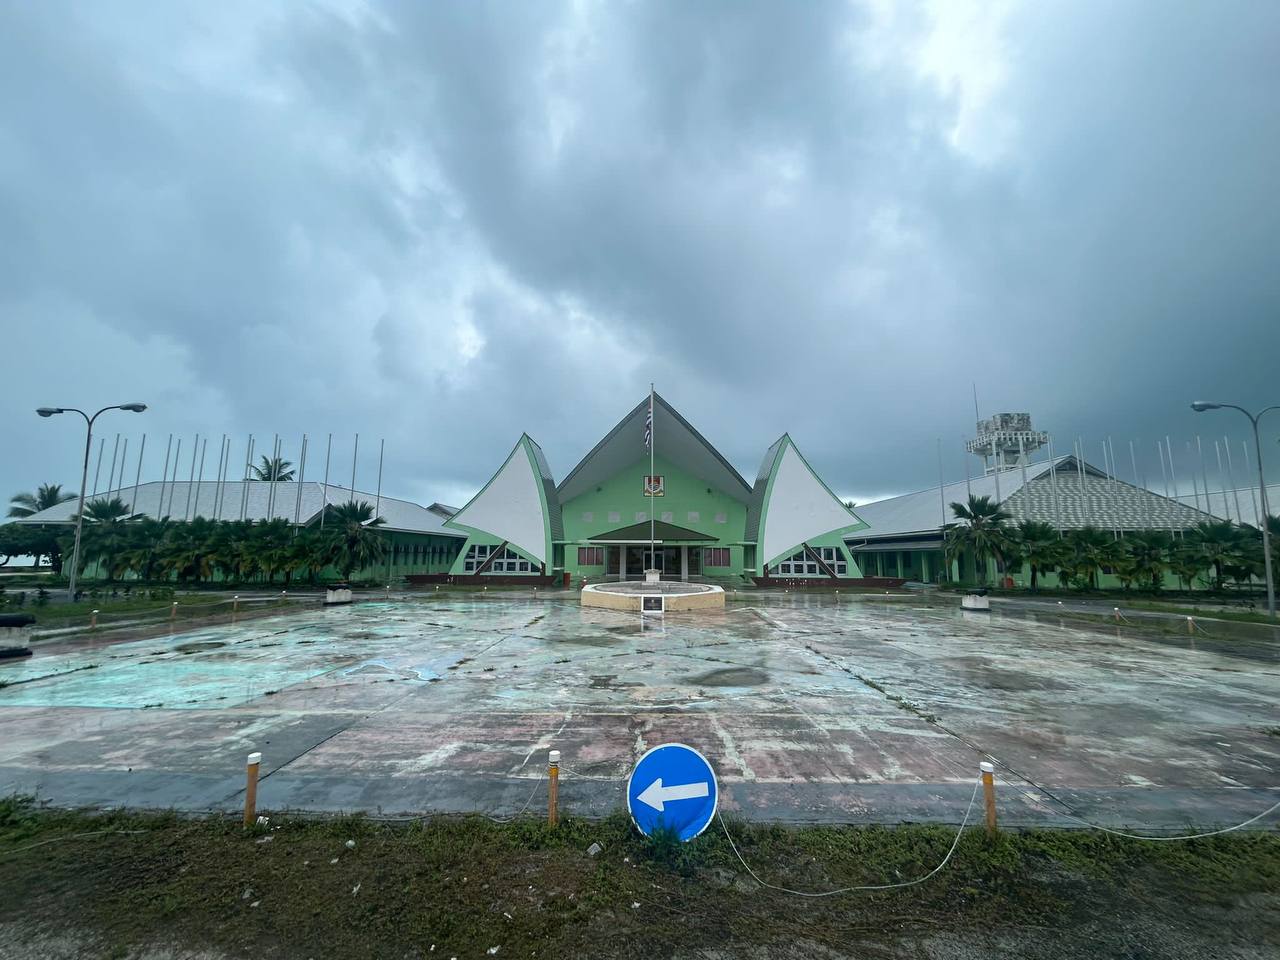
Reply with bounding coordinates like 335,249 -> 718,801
2,0 -> 1277,510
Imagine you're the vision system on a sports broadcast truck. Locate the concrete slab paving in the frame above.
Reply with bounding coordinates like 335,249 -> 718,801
1,591 -> 1276,830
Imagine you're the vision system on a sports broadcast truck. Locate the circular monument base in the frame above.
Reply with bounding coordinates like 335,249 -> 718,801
581,581 -> 725,613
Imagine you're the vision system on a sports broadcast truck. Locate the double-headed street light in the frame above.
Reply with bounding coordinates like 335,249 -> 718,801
1191,401 -> 1277,618
36,403 -> 148,601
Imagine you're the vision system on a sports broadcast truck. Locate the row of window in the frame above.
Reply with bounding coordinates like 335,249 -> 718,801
391,542 -> 457,565
770,547 -> 848,577
574,546 -> 733,568
577,546 -> 604,566
703,547 -> 731,567
462,544 -> 537,574
582,511 -> 728,525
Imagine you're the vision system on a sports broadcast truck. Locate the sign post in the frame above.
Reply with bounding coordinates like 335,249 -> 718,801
627,743 -> 718,841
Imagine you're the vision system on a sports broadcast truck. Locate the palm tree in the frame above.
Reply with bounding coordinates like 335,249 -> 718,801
75,498 -> 138,581
1011,520 -> 1062,590
80,497 -> 135,522
250,456 -> 296,481
1126,531 -> 1173,592
1064,526 -> 1117,590
1187,521 -> 1250,590
8,483 -> 76,518
323,500 -> 387,581
944,495 -> 1012,585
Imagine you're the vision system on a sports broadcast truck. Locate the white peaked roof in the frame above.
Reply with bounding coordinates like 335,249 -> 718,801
445,435 -> 562,565
557,393 -> 752,504
747,435 -> 867,567
849,456 -> 1216,541
11,481 -> 465,537
849,462 -> 1058,540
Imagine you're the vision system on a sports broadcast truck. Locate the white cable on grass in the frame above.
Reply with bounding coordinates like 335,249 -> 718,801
717,777 -> 981,897
483,774 -> 546,824
0,829 -> 148,861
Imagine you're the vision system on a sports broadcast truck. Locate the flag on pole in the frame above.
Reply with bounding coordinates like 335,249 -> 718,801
644,399 -> 652,450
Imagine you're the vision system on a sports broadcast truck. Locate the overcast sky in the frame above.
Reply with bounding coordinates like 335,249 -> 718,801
3,0 -> 1278,513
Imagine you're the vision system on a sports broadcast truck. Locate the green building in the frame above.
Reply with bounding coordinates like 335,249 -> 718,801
435,393 -> 876,585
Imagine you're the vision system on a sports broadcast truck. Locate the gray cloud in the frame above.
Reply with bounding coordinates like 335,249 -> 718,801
2,0 -> 1277,511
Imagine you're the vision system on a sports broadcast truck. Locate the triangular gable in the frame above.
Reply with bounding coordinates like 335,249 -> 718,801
445,435 -> 561,565
750,435 -> 867,567
557,393 -> 752,504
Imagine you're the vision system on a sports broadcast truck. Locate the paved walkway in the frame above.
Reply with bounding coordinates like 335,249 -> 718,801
1,591 -> 1276,830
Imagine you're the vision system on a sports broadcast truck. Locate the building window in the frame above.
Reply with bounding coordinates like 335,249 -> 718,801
469,546 -> 535,574
775,548 -> 845,576
661,511 -> 673,523
705,547 -> 730,567
462,543 -> 493,573
581,511 -> 593,523
577,546 -> 604,566
715,512 -> 727,524
635,511 -> 647,522
608,511 -> 620,523
687,511 -> 700,523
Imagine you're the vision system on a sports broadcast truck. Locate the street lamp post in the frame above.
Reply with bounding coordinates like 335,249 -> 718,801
1191,401 -> 1277,618
36,403 -> 148,602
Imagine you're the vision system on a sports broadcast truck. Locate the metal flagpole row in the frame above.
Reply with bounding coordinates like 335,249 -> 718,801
167,438 -> 182,519
193,437 -> 207,519
159,435 -> 173,519
130,434 -> 146,514
1046,435 -> 1062,534
183,434 -> 198,521
649,385 -> 655,572
350,434 -> 359,502
1101,440 -> 1117,538
294,434 -> 308,530
375,438 -> 384,520
106,433 -> 120,502
240,435 -> 254,521
936,439 -> 947,531
321,433 -> 332,528
1214,440 -> 1230,521
92,436 -> 105,497
1242,441 -> 1260,524
113,437 -> 127,500
1224,436 -> 1244,523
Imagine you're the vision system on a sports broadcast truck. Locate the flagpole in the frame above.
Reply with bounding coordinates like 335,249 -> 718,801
649,384 -> 655,577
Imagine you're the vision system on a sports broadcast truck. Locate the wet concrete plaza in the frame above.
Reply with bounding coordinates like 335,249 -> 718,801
1,591 -> 1276,830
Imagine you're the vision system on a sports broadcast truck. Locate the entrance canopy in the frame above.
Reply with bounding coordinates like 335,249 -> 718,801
587,520 -> 718,542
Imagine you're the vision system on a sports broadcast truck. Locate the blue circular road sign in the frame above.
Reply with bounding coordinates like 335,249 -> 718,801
627,742 -> 718,841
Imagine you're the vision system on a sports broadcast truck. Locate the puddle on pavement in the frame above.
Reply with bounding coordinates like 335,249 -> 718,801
173,641 -> 227,654
688,666 -> 769,687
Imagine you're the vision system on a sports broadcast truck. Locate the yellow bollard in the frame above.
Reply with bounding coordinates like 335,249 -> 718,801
548,749 -> 560,827
980,761 -> 997,837
90,609 -> 99,629
244,752 -> 262,828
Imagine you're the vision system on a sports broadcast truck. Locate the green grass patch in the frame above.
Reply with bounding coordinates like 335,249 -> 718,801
1,799 -> 1277,958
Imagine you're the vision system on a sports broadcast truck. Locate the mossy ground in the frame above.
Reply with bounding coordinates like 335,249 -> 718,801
1,797 -> 1276,959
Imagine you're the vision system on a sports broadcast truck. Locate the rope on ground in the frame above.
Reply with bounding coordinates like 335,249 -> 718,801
482,773 -> 547,824
559,763 -> 625,783
984,757 -> 1280,841
716,777 -> 981,897
0,829 -> 149,861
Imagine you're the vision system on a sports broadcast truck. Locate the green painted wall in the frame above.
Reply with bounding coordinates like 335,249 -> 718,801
559,454 -> 749,578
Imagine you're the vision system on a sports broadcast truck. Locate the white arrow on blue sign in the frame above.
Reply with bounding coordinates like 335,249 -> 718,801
627,742 -> 718,841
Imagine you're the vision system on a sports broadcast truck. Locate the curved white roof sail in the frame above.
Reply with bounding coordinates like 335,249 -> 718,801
557,393 -> 751,504
445,435 -> 561,565
749,435 -> 867,567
